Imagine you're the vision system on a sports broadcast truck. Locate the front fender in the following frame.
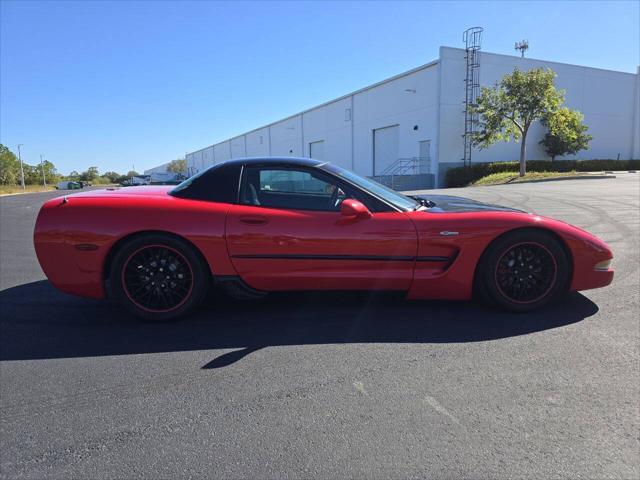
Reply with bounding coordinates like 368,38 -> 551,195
405,211 -> 613,300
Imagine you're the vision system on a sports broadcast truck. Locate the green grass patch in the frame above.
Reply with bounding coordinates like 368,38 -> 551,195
445,159 -> 640,187
0,185 -> 57,195
472,170 -> 588,186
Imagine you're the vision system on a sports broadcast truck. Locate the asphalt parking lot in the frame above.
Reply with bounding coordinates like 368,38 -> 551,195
1,176 -> 638,479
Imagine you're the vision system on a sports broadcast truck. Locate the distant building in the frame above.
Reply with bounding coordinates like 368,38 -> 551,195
142,162 -> 183,184
144,162 -> 171,175
149,171 -> 181,184
129,176 -> 150,186
186,46 -> 639,188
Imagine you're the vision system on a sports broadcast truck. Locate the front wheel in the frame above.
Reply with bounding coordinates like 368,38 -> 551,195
110,234 -> 209,320
477,230 -> 570,312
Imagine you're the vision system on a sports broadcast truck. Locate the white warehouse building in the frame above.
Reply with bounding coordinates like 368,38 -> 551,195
143,162 -> 171,175
186,46 -> 640,188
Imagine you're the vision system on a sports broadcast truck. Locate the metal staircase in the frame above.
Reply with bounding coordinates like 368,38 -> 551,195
373,156 -> 431,190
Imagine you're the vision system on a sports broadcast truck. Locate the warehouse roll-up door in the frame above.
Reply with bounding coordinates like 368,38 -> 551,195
309,140 -> 325,160
373,125 -> 399,175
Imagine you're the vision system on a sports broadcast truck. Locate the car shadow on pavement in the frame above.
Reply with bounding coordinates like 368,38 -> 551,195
0,280 -> 599,368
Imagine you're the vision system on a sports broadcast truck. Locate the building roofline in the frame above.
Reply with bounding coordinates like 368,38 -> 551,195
442,46 -> 638,76
187,58 -> 440,155
187,46 -> 638,157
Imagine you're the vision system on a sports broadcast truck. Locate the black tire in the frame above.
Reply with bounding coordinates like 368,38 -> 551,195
476,229 -> 570,312
109,234 -> 209,321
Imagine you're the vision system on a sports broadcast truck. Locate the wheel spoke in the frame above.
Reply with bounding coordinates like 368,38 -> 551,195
122,245 -> 193,312
495,243 -> 557,304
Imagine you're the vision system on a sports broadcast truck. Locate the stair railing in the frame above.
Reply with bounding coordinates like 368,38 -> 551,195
377,157 -> 430,189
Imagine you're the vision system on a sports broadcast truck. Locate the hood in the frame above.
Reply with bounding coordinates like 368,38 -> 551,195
415,195 -> 524,213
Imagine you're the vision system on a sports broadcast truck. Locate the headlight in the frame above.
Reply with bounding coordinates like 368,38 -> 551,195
594,259 -> 612,271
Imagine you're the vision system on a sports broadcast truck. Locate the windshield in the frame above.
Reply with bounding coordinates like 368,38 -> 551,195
320,163 -> 420,211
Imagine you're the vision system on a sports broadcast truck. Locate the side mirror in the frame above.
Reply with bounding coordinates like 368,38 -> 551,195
340,199 -> 372,219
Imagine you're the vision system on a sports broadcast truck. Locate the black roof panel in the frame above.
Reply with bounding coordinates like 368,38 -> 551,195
221,157 -> 325,168
170,157 -> 326,203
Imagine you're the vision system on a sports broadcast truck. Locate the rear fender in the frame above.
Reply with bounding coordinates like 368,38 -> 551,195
34,195 -> 237,299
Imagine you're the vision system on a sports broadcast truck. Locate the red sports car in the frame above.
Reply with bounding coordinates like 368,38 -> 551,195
34,157 -> 614,320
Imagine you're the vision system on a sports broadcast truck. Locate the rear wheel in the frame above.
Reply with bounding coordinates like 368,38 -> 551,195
110,234 -> 208,320
477,230 -> 569,312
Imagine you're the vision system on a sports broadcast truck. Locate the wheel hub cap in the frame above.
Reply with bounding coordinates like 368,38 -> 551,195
122,245 -> 193,312
495,243 -> 557,304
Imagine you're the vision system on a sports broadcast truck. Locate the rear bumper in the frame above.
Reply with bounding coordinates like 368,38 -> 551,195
34,201 -> 106,299
34,235 -> 106,299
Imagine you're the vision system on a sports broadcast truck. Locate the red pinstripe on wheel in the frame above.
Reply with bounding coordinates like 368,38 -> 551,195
121,244 -> 194,313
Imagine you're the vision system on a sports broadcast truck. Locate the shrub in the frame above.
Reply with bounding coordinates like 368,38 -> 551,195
92,176 -> 113,185
445,159 -> 640,188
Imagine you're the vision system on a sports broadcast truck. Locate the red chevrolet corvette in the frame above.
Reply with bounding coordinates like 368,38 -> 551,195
34,157 -> 613,320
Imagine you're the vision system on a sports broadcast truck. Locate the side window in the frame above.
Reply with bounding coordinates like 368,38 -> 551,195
259,170 -> 329,194
242,167 -> 349,211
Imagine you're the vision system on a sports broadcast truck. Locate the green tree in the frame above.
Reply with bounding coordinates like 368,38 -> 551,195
539,107 -> 592,161
68,170 -> 80,180
167,158 -> 186,174
41,160 -> 60,184
102,171 -> 122,183
471,68 -> 565,176
126,170 -> 139,178
80,166 -> 99,182
90,176 -> 109,185
23,164 -> 40,185
0,144 -> 20,185
16,159 -> 59,185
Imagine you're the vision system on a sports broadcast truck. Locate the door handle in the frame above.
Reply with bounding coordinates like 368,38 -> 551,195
239,216 -> 269,226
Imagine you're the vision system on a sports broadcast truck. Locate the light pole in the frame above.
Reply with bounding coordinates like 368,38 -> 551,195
17,144 -> 25,189
40,154 -> 47,188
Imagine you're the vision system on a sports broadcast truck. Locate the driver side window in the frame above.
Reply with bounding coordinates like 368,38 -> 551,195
241,167 -> 348,212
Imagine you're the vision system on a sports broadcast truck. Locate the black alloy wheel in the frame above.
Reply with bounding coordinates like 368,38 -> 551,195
476,229 -> 570,312
122,244 -> 193,313
494,242 -> 557,304
110,234 -> 209,320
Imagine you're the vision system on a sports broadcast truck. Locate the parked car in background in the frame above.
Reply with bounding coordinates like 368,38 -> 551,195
55,181 -> 82,190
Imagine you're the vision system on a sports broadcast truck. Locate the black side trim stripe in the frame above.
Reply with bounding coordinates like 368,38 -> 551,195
416,256 -> 451,262
74,243 -> 99,251
231,254 -> 450,262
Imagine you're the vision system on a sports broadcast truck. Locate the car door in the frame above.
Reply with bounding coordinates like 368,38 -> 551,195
226,165 -> 418,291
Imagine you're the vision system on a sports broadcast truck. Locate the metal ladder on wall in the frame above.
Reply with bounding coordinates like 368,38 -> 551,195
462,27 -> 483,167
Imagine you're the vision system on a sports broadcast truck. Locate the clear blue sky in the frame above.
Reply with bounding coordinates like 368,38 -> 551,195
1,0 -> 638,175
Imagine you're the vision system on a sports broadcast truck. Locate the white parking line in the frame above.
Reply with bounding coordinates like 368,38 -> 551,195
423,394 -> 461,425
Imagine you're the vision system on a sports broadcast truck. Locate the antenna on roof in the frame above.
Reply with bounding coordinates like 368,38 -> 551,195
515,40 -> 529,58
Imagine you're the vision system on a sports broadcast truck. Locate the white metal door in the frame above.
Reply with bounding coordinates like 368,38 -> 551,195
419,140 -> 431,173
309,140 -> 325,160
373,125 -> 399,175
